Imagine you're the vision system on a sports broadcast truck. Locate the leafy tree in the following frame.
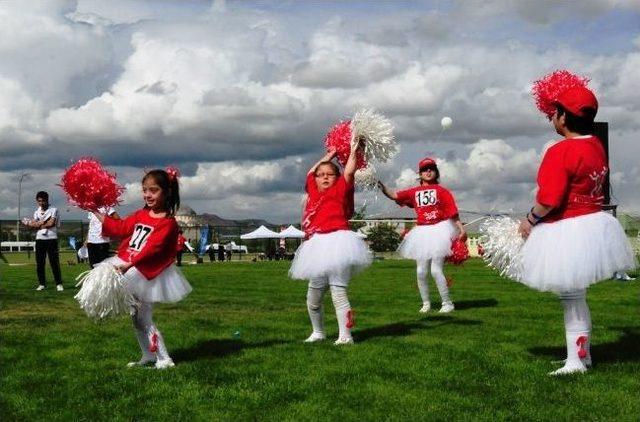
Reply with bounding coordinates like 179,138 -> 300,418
349,205 -> 367,232
366,222 -> 401,252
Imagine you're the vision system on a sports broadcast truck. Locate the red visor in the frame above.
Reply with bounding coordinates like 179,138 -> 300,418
555,86 -> 598,118
418,157 -> 436,171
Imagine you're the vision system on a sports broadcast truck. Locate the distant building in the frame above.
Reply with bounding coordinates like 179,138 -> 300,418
175,205 -> 203,241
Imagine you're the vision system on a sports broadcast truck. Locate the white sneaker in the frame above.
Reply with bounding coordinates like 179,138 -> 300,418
155,359 -> 175,369
127,356 -> 156,368
36,285 -> 45,291
334,337 -> 354,346
549,361 -> 587,376
439,302 -> 455,313
304,332 -> 326,343
419,303 -> 431,314
56,285 -> 64,291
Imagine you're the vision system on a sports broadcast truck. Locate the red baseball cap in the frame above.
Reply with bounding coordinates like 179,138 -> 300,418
418,157 -> 436,171
555,86 -> 598,118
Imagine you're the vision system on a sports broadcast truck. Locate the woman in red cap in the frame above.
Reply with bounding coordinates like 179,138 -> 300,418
519,78 -> 636,375
378,158 -> 466,313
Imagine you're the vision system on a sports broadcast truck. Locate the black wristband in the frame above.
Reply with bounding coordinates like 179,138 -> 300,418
526,214 -> 538,226
530,207 -> 543,221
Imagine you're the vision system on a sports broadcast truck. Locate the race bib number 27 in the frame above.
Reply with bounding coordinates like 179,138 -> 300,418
129,224 -> 153,251
415,189 -> 437,206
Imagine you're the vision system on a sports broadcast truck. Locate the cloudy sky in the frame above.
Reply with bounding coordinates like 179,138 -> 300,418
1,0 -> 639,224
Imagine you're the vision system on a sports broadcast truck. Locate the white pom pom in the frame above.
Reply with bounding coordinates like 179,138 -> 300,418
479,216 -> 524,280
74,264 -> 137,320
441,116 -> 453,130
350,108 -> 397,164
354,165 -> 378,190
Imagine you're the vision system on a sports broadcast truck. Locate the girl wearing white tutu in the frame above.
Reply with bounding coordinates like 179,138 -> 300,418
90,168 -> 192,369
289,142 -> 372,345
518,80 -> 636,375
378,158 -> 466,314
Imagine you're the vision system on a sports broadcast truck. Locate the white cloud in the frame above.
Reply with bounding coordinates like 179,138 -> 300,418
0,1 -> 639,222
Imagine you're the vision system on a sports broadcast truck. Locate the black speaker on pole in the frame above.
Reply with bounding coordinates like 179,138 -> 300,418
594,121 -> 615,215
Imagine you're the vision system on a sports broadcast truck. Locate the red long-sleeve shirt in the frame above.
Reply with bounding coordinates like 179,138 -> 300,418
102,208 -> 179,280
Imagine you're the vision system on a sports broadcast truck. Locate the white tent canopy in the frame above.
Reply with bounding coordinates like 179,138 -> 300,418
279,225 -> 305,239
240,225 -> 281,240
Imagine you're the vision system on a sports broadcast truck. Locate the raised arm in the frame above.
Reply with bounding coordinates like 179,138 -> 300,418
309,150 -> 337,175
377,180 -> 398,201
343,137 -> 364,184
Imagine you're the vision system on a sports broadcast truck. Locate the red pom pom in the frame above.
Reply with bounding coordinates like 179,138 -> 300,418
446,238 -> 469,265
532,70 -> 589,118
324,120 -> 366,169
60,158 -> 124,210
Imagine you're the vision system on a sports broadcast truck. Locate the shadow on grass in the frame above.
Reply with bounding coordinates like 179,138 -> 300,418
529,327 -> 640,364
355,316 -> 482,342
453,298 -> 498,311
172,338 -> 287,363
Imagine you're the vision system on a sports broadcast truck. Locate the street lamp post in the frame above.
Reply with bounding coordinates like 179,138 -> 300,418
16,173 -> 29,242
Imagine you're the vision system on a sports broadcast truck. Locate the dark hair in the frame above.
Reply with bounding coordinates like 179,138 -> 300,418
36,191 -> 49,201
419,164 -> 440,184
556,104 -> 595,135
315,161 -> 341,177
142,169 -> 180,216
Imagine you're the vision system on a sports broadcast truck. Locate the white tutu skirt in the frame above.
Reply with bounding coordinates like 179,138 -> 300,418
289,230 -> 372,280
105,256 -> 192,303
520,212 -> 636,293
398,219 -> 457,261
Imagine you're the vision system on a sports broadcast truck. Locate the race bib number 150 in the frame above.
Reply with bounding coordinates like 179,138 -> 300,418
415,189 -> 437,206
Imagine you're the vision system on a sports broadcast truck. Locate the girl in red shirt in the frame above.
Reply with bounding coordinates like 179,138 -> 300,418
518,84 -> 635,375
379,158 -> 466,313
289,142 -> 372,345
90,169 -> 192,369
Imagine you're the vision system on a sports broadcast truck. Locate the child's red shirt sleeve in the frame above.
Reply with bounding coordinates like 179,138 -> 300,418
440,188 -> 459,219
102,211 -> 138,239
536,145 -> 569,208
395,188 -> 416,208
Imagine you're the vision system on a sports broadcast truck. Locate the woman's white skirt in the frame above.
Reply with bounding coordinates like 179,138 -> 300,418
520,211 -> 636,293
398,219 -> 457,261
105,256 -> 192,303
289,230 -> 372,281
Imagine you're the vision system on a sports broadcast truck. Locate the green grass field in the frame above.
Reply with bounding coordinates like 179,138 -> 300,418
1,259 -> 639,421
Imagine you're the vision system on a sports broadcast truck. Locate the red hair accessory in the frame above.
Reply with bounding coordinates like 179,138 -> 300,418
60,157 -> 124,210
446,238 -> 470,265
532,70 -> 591,118
418,157 -> 436,171
166,166 -> 181,182
324,120 -> 366,169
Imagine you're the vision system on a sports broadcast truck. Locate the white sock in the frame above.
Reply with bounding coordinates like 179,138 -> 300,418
330,285 -> 352,341
152,327 -> 172,363
431,257 -> 451,305
131,302 -> 156,362
551,290 -> 590,375
416,260 -> 430,305
306,285 -> 326,336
